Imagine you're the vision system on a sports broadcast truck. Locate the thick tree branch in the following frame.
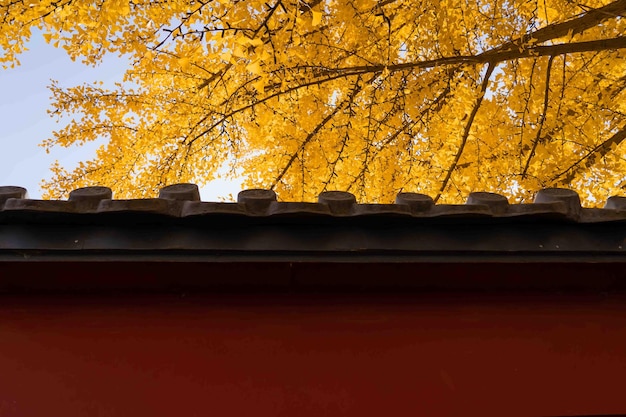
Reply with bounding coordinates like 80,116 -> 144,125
493,0 -> 626,53
487,36 -> 626,60
332,36 -> 626,75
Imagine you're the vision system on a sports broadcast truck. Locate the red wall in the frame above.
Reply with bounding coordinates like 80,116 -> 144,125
1,293 -> 625,417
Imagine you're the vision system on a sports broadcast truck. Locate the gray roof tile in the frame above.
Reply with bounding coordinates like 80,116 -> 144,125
0,184 -> 625,223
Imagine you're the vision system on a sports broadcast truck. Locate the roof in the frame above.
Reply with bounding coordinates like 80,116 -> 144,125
1,184 -> 625,292
2,183 -> 626,220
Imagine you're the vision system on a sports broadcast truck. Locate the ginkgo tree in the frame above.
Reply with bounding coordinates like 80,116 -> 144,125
1,0 -> 625,203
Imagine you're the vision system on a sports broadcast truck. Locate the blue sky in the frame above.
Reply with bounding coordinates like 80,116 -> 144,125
0,34 -> 241,200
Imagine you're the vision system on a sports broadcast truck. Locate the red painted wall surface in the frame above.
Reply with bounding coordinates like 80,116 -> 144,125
1,293 -> 625,417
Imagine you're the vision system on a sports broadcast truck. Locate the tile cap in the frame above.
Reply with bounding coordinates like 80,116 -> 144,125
0,186 -> 28,205
68,186 -> 113,210
467,192 -> 509,214
605,196 -> 626,210
238,189 -> 276,214
318,191 -> 356,215
534,188 -> 581,217
395,192 -> 434,212
159,183 -> 200,201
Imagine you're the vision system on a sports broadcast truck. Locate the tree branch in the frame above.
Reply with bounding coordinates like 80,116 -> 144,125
486,36 -> 626,61
270,75 -> 371,190
347,75 -> 457,193
331,36 -> 626,75
435,63 -> 495,202
197,0 -> 282,91
522,55 -> 555,178
492,0 -> 626,54
548,124 -> 626,185
188,35 -> 626,149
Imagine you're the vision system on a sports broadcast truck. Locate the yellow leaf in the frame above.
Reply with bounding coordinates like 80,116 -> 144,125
252,78 -> 266,93
312,11 -> 322,26
246,60 -> 262,75
178,57 -> 191,70
220,51 -> 232,63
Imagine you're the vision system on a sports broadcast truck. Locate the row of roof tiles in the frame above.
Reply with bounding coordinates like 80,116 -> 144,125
1,184 -> 625,222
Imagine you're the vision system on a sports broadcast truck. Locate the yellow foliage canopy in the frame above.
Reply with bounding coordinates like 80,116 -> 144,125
1,0 -> 626,203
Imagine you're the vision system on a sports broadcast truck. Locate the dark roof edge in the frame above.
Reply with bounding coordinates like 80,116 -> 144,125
1,219 -> 624,253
